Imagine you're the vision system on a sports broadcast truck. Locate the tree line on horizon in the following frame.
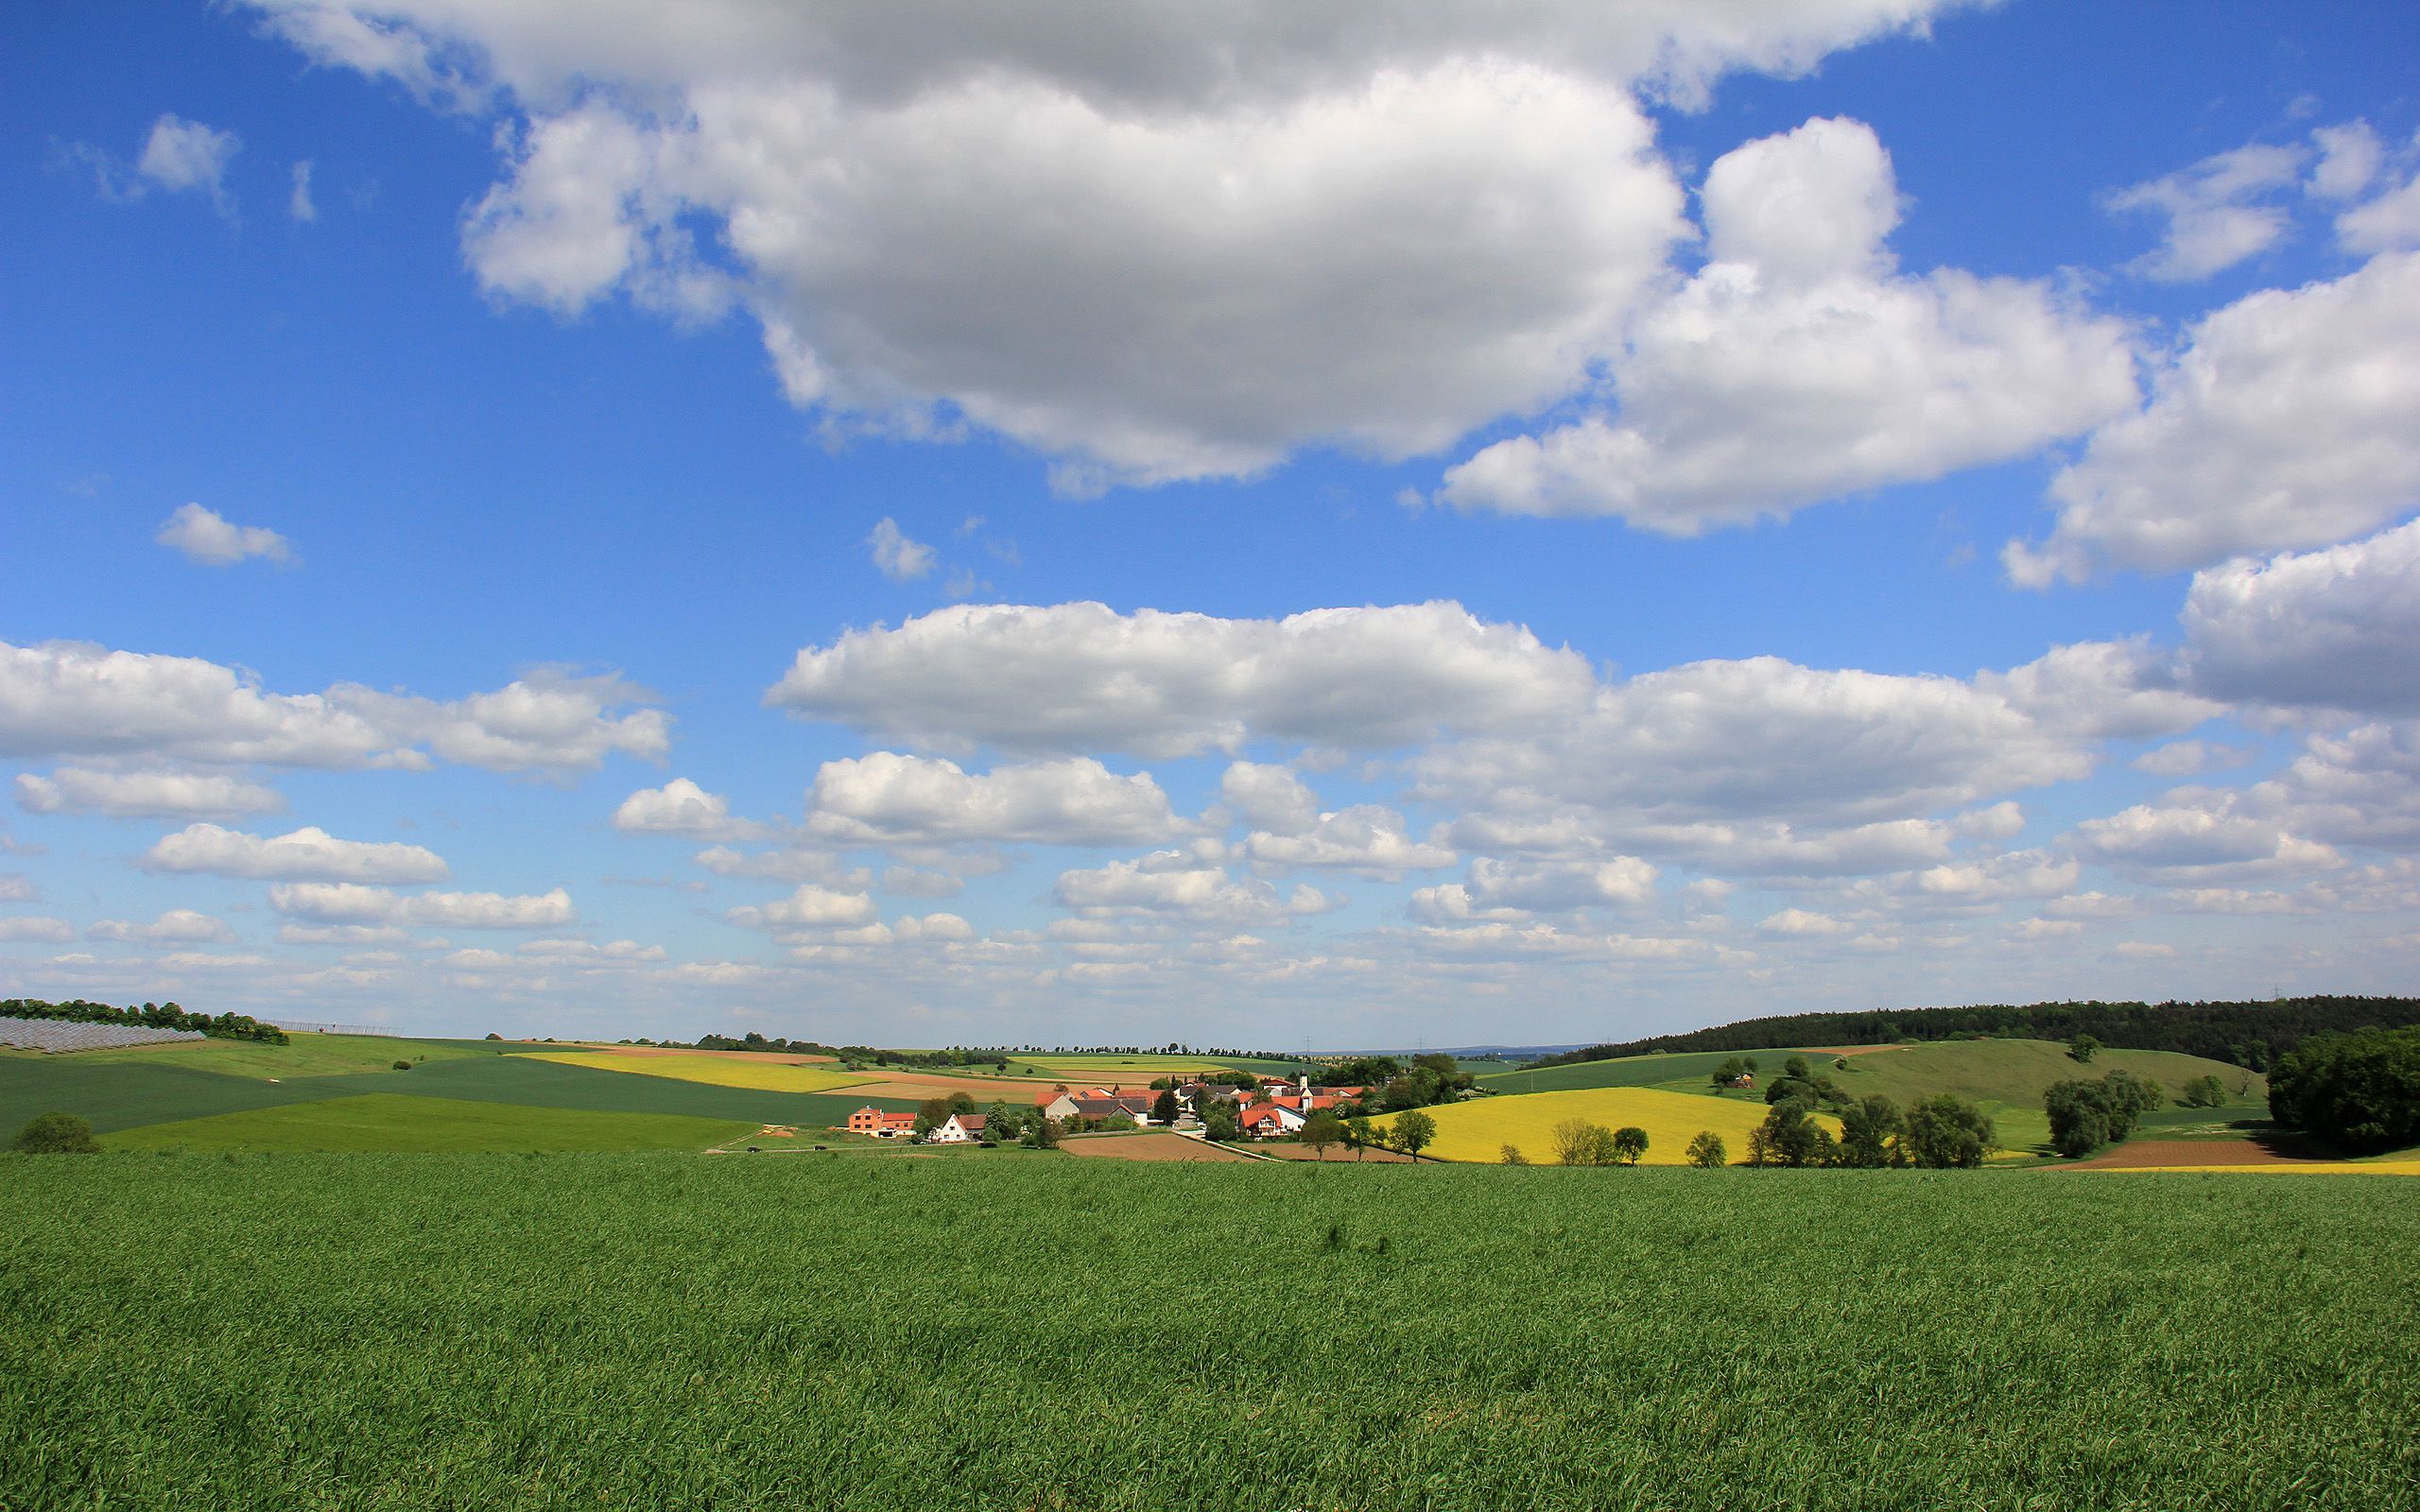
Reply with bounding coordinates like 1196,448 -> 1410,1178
1,997 -> 287,1045
1532,996 -> 2420,1073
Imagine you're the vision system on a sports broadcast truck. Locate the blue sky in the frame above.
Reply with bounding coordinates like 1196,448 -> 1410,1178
4,0 -> 2417,1046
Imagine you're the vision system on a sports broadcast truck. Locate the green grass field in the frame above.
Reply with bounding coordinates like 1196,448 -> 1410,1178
75,1032 -> 475,1079
2,1158 -> 2412,1509
98,1094 -> 758,1153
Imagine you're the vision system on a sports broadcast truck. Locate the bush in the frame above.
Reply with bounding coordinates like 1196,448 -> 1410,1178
1685,1130 -> 1727,1168
1499,1144 -> 1529,1166
392,1060 -> 413,1072
2178,1074 -> 2229,1108
2269,1027 -> 2420,1154
12,1111 -> 101,1154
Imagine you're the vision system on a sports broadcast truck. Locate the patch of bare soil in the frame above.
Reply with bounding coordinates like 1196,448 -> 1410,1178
2067,1138 -> 2294,1169
1058,1132 -> 1256,1162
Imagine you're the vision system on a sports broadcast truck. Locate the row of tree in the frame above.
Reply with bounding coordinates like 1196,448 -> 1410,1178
2268,1027 -> 2420,1154
1534,997 -> 2420,1073
0,997 -> 287,1044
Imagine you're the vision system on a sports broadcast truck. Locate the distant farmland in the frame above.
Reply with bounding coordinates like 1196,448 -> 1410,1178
1382,1085 -> 1801,1164
4,1158 -> 2412,1510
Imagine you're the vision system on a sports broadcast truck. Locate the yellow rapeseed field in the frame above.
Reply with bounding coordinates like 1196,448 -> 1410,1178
523,1051 -> 872,1094
1378,1086 -> 1821,1165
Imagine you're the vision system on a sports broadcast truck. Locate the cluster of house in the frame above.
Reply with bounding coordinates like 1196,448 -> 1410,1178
842,1075 -> 1371,1143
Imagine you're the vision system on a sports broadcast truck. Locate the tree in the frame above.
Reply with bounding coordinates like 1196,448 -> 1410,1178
1151,1089 -> 1182,1127
11,1112 -> 100,1154
1301,1110 -> 1343,1160
1500,1143 -> 1530,1165
1756,1106 -> 1830,1167
1904,1094 -> 1995,1168
912,1097 -> 951,1137
1712,1057 -> 1748,1090
1345,1115 -> 1374,1161
1784,1055 -> 1813,1082
2069,1034 -> 2100,1063
1685,1130 -> 1727,1168
2268,1026 -> 2420,1153
2179,1073 -> 2229,1108
1392,1108 -> 1437,1160
1837,1095 -> 1905,1168
1551,1118 -> 1610,1166
1201,1105 -> 1241,1143
1612,1126 -> 1649,1165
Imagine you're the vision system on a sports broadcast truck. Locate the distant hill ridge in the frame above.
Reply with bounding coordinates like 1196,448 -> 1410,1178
1533,996 -> 2420,1072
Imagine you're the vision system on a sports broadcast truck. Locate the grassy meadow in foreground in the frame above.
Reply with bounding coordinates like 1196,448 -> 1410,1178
5,1158 -> 2414,1511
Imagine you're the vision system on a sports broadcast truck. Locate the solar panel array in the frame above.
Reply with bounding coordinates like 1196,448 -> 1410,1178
0,1017 -> 209,1054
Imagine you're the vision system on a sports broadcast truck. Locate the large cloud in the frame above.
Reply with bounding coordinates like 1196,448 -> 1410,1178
804,753 -> 1183,847
0,641 -> 667,772
142,824 -> 451,884
1438,117 -> 2135,529
1240,806 -> 1456,880
726,884 -> 880,932
1413,655 -> 2091,833
247,0 -> 1977,488
1409,855 -> 1658,922
2182,518 -> 2420,717
769,601 -> 1596,757
14,767 -> 286,819
2010,250 -> 2420,583
1054,850 -> 1333,926
268,882 -> 579,929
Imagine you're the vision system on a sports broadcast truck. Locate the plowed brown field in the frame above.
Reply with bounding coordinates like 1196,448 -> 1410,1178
2066,1138 -> 2292,1169
1058,1133 -> 1255,1162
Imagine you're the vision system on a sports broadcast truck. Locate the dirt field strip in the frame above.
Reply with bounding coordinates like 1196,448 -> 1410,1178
2066,1139 -> 2292,1170
1058,1132 -> 1259,1162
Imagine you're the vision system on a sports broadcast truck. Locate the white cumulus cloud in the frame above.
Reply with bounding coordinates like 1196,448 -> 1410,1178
804,752 -> 1183,848
867,518 -> 936,582
156,504 -> 293,566
244,0 -> 1979,490
141,823 -> 451,884
0,641 -> 667,772
14,767 -> 286,819
769,601 -> 1596,758
268,882 -> 579,929
1439,116 -> 2135,530
2009,249 -> 2420,583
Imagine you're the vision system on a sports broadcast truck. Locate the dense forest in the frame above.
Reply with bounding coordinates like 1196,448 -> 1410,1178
0,997 -> 288,1044
1533,996 -> 2420,1072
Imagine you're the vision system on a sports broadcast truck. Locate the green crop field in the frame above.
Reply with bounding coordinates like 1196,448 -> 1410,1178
2,1158 -> 2411,1510
1475,1047 -> 1841,1093
0,1048 -> 911,1143
96,1094 -> 758,1153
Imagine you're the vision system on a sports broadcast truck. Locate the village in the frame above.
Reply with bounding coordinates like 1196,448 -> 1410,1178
844,1074 -> 1374,1146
